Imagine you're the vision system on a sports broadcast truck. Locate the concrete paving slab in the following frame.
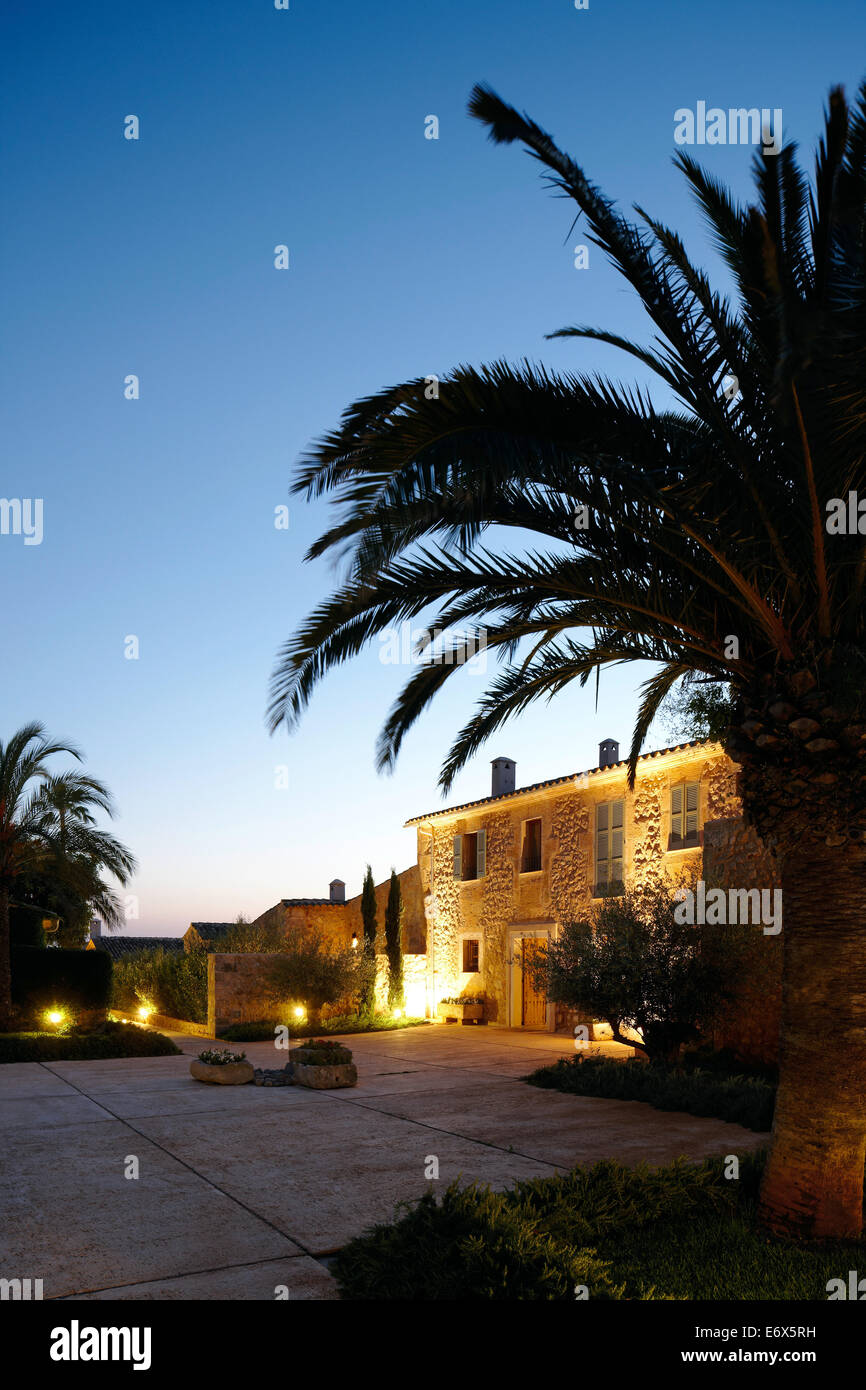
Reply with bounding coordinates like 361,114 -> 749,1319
0,1093 -> 113,1130
0,1118 -> 302,1298
62,1255 -> 338,1301
357,1080 -> 767,1168
0,1063 -> 81,1097
130,1100 -> 562,1252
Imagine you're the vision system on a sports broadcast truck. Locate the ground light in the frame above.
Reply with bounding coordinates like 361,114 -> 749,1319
137,1004 -> 153,1022
45,1010 -> 65,1028
293,1006 -> 305,1019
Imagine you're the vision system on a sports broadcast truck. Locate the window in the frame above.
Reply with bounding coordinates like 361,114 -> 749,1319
594,800 -> 624,895
669,782 -> 700,849
520,818 -> 543,873
453,829 -> 487,881
462,938 -> 480,973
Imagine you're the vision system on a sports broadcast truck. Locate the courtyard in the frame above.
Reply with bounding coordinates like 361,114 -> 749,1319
0,1025 -> 767,1300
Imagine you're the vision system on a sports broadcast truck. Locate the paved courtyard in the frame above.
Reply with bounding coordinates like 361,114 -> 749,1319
0,1025 -> 768,1300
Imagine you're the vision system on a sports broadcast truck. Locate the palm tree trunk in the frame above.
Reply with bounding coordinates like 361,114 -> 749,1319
0,886 -> 12,1031
758,843 -> 866,1238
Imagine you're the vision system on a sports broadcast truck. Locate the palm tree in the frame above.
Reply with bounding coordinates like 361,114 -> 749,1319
0,726 -> 136,1023
269,81 -> 866,1239
31,772 -> 137,944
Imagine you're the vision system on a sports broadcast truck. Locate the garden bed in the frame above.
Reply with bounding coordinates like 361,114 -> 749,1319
218,1013 -> 427,1042
332,1151 -> 866,1300
0,1021 -> 182,1063
525,1055 -> 775,1132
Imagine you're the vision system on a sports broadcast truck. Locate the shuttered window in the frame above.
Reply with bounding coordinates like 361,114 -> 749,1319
594,800 -> 624,895
453,829 -> 487,881
520,818 -> 542,873
462,938 -> 480,972
669,782 -> 700,849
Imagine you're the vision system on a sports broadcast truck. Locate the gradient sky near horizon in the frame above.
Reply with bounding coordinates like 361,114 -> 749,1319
2,0 -> 863,934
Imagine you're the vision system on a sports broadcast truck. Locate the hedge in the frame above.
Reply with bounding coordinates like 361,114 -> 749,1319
11,945 -> 112,1016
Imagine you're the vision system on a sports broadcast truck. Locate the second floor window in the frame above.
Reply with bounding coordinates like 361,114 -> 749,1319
453,829 -> 486,881
595,800 -> 624,895
520,818 -> 543,874
670,782 -> 700,849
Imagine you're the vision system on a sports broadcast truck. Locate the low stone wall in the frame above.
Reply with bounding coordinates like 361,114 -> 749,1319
148,1012 -> 211,1038
208,950 -> 433,1035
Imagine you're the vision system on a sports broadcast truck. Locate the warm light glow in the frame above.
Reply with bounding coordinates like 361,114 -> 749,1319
404,981 -> 427,1018
293,1006 -> 305,1019
138,1004 -> 153,1021
46,1010 -> 64,1026
392,1008 -> 402,1019
351,934 -> 358,950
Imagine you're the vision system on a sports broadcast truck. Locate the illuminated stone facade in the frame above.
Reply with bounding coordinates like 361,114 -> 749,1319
407,740 -> 781,1056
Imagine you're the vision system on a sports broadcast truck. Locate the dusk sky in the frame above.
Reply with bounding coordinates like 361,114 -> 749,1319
2,0 -> 863,933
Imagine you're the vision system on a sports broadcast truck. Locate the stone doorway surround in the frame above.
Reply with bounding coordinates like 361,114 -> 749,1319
507,922 -> 556,1030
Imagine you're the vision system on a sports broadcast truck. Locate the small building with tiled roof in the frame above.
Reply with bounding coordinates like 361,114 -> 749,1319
183,922 -> 238,952
87,929 -> 184,960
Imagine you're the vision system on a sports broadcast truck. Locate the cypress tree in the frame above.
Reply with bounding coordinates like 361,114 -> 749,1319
384,868 -> 404,1011
359,865 -> 378,1014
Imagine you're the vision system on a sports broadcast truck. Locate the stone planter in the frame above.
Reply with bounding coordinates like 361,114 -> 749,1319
437,1002 -> 484,1024
189,1059 -> 254,1085
293,1061 -> 358,1090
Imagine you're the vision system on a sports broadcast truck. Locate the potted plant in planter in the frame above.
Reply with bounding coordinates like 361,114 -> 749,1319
437,996 -> 485,1024
290,1039 -> 357,1089
190,1047 -> 255,1085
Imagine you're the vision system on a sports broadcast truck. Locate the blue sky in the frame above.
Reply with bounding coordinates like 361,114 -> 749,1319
1,0 -> 863,932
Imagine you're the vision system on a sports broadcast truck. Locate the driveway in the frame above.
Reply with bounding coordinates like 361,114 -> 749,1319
0,1024 -> 767,1300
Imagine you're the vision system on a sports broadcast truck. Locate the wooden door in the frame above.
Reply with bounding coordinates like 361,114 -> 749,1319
521,937 -> 547,1027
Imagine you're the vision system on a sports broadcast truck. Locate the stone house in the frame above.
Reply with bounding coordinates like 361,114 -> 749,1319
405,738 -> 780,1059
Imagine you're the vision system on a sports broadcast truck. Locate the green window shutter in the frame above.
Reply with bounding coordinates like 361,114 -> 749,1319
476,828 -> 487,878
685,782 -> 700,840
595,803 -> 609,887
610,800 -> 624,884
670,784 -> 683,842
453,835 -> 463,880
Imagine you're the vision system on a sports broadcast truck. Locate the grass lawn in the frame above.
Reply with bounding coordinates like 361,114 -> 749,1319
0,1020 -> 181,1062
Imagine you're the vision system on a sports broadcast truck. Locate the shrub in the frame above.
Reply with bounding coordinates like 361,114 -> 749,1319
11,945 -> 112,1019
333,1183 -> 627,1300
258,925 -> 365,1024
538,876 -> 753,1060
112,947 -> 208,1024
0,1021 -> 180,1063
526,1055 -> 775,1132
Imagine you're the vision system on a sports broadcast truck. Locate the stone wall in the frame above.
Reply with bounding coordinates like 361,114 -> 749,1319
208,953 -> 282,1036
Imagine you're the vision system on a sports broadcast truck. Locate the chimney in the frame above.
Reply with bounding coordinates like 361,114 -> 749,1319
491,757 -> 516,797
329,879 -> 346,904
89,918 -> 102,941
598,738 -> 620,769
